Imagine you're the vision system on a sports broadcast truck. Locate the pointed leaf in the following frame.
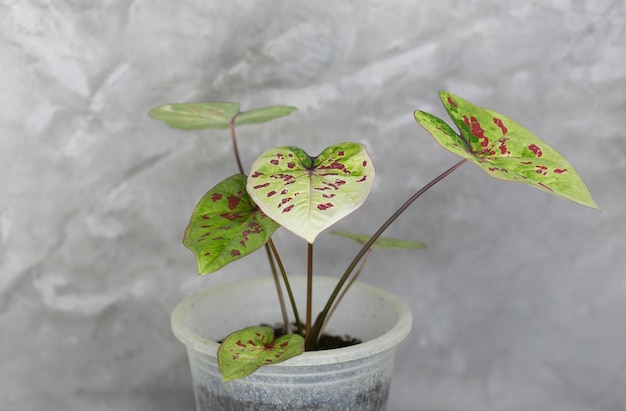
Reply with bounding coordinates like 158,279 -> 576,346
235,105 -> 297,126
331,231 -> 426,250
415,91 -> 599,210
149,102 -> 240,130
183,174 -> 280,274
218,326 -> 305,381
247,143 -> 375,243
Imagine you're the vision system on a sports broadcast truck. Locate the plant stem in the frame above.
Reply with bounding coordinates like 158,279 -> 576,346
268,239 -> 303,335
229,117 -> 245,175
318,249 -> 373,340
305,243 -> 314,348
309,158 -> 468,345
265,243 -> 291,334
228,115 -> 293,334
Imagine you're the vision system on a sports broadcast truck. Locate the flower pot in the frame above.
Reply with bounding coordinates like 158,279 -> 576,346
171,276 -> 412,411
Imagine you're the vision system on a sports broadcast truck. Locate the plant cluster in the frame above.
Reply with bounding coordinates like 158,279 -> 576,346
150,91 -> 598,381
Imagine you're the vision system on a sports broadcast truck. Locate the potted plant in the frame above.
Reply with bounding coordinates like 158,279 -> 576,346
150,91 -> 598,411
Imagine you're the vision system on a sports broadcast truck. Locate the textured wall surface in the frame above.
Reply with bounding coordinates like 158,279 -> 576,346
1,1 -> 625,410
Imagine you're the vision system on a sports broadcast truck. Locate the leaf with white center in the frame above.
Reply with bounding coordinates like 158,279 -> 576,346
218,326 -> 305,381
183,174 -> 280,274
247,143 -> 375,243
331,231 -> 426,250
414,91 -> 599,210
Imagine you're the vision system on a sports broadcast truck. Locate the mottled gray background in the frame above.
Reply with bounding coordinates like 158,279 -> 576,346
1,1 -> 625,410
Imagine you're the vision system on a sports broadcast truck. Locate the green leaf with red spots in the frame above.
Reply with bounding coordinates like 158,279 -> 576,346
247,143 -> 375,243
183,174 -> 280,274
217,326 -> 305,381
149,102 -> 296,130
331,231 -> 426,250
414,91 -> 599,210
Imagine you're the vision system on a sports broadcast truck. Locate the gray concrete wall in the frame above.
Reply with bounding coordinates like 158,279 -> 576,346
1,1 -> 625,410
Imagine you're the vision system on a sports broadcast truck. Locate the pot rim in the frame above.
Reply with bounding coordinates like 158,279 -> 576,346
171,276 -> 411,367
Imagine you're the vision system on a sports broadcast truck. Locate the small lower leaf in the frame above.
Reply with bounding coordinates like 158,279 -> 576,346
218,326 -> 305,381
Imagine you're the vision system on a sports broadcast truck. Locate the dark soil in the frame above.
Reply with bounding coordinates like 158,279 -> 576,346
268,322 -> 362,350
219,322 -> 362,350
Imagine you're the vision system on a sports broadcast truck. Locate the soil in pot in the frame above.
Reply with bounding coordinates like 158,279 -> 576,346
218,322 -> 363,350
270,322 -> 363,350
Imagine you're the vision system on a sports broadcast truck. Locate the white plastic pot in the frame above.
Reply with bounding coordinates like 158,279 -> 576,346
171,276 -> 411,411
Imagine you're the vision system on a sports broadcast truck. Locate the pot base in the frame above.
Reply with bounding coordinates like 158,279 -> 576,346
194,380 -> 389,411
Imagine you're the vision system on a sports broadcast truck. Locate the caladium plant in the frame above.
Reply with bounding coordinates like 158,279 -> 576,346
150,91 -> 598,381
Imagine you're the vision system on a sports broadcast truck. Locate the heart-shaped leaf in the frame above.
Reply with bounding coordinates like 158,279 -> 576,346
414,91 -> 599,210
218,326 -> 305,381
183,174 -> 280,274
331,231 -> 426,250
149,102 -> 240,130
247,143 -> 375,243
149,103 -> 296,130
